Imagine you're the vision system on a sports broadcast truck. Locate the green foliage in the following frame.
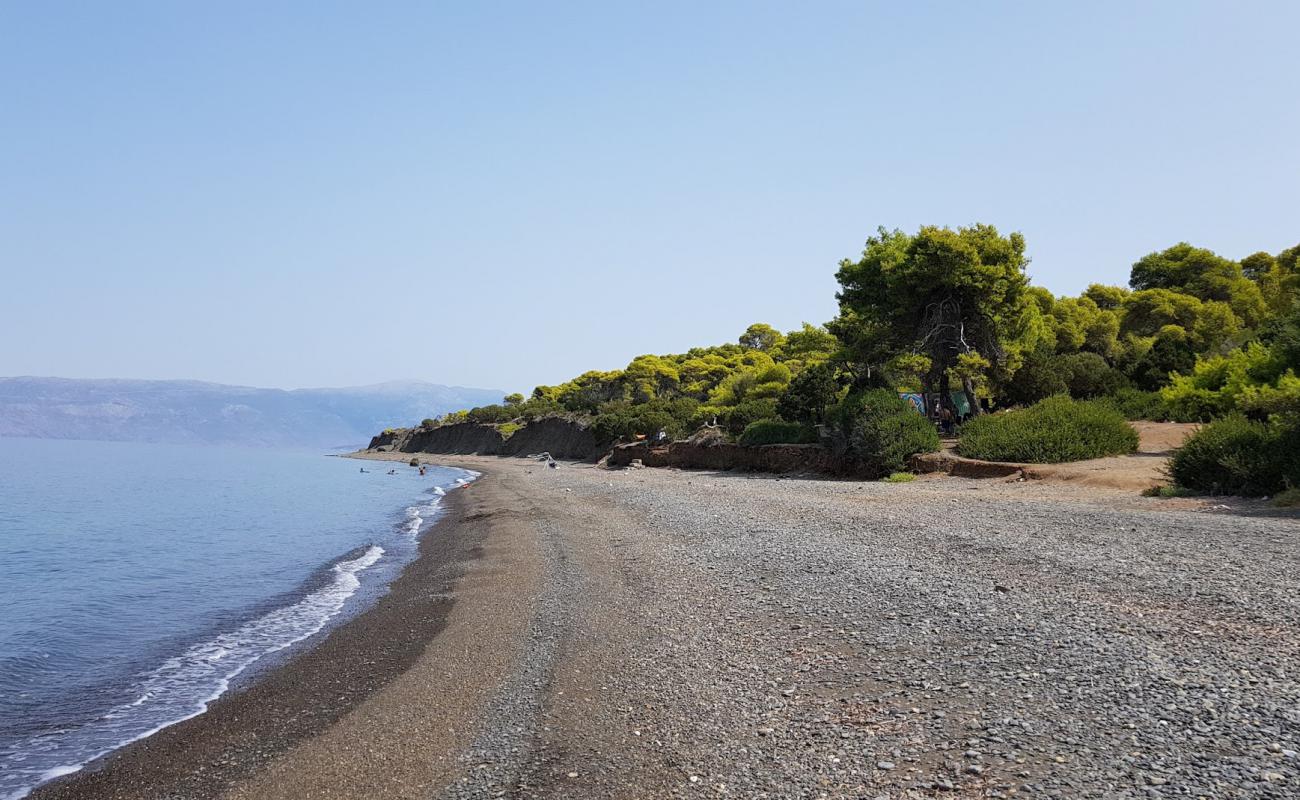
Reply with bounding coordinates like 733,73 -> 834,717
1129,329 -> 1197,391
1084,283 -> 1128,311
776,363 -> 840,425
782,322 -> 838,363
882,472 -> 916,483
402,232 -> 1300,455
1160,342 -> 1290,422
1273,487 -> 1300,508
591,398 -> 699,444
834,389 -> 940,474
1004,349 -> 1126,404
1130,242 -> 1267,327
420,418 -> 437,429
1141,484 -> 1198,498
1057,352 -> 1127,398
738,419 -> 818,446
739,323 -> 786,352
1050,295 -> 1121,357
704,397 -> 781,436
1093,388 -> 1170,421
497,421 -> 522,439
1002,346 -> 1069,404
958,396 -> 1139,463
1169,414 -> 1300,496
834,224 -> 1034,397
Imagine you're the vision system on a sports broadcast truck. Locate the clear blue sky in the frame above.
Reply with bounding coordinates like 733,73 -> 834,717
3,2 -> 1297,393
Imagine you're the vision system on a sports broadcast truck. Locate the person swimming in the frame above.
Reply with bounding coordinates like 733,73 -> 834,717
359,467 -> 368,473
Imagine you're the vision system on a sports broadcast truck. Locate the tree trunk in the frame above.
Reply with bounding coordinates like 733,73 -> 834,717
938,370 -> 955,415
961,376 -> 982,417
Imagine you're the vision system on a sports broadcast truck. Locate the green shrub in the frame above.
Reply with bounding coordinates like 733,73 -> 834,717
883,471 -> 916,483
592,398 -> 699,444
834,389 -> 940,474
958,395 -> 1139,463
1002,347 -> 1069,405
1094,388 -> 1170,421
738,419 -> 817,446
1274,487 -> 1300,508
696,397 -> 780,437
776,363 -> 840,425
1059,352 -> 1128,398
497,421 -> 522,439
1159,342 -> 1289,422
1141,484 -> 1197,498
1168,414 -> 1300,496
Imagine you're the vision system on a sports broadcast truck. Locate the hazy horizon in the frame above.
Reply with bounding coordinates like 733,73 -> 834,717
0,374 -> 506,393
4,2 -> 1297,393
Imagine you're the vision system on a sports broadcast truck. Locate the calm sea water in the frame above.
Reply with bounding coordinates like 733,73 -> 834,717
0,438 -> 474,800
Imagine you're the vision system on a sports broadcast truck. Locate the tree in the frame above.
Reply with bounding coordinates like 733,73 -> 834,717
1120,289 -> 1204,339
623,355 -> 680,402
1129,329 -> 1197,391
782,322 -> 838,363
776,363 -> 840,425
739,323 -> 786,352
1050,296 -> 1120,358
834,224 -> 1033,416
1130,243 -> 1266,328
1003,345 -> 1069,405
1083,284 -> 1128,311
503,393 -> 525,406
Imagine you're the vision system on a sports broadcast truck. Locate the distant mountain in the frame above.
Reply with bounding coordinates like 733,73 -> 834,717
0,377 -> 506,449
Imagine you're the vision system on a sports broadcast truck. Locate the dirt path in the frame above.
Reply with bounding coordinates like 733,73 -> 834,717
1016,421 -> 1200,491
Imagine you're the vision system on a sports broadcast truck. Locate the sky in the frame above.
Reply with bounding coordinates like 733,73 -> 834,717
2,2 -> 1297,394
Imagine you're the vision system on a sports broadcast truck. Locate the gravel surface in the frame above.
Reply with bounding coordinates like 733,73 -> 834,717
445,460 -> 1299,799
36,456 -> 1300,799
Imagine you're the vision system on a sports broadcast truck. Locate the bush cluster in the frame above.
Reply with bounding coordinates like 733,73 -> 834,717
1003,349 -> 1129,405
834,390 -> 940,474
1091,388 -> 1170,421
1168,415 -> 1300,496
738,419 -> 818,447
590,398 -> 699,444
958,395 -> 1139,463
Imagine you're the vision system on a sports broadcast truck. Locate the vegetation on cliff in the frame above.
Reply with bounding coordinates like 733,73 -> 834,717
412,225 -> 1297,487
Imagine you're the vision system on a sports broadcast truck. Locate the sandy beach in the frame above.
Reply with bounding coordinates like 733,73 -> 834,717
34,456 -> 1300,799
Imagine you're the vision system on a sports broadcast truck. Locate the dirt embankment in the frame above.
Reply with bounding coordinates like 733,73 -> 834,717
497,416 -> 598,460
368,418 -> 600,461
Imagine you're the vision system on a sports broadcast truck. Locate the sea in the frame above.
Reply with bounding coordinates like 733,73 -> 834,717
0,437 -> 476,800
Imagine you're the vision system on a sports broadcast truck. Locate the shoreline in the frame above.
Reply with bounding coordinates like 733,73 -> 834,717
28,469 -> 491,800
26,454 -> 1298,798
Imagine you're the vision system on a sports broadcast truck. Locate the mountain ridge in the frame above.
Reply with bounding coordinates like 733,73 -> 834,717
0,376 -> 506,448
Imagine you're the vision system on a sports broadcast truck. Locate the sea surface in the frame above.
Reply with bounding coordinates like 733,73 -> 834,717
0,438 -> 474,800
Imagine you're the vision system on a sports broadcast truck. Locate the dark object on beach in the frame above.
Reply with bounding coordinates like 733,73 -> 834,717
548,459 -> 558,469
409,458 -> 420,467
